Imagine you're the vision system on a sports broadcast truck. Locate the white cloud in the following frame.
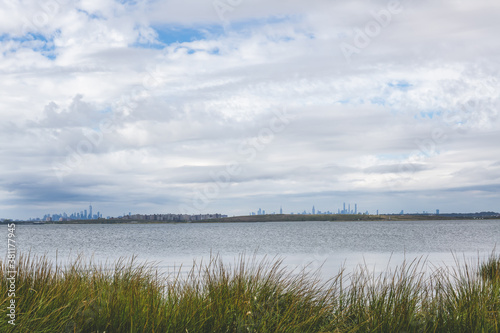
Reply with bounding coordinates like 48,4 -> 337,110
1,0 -> 500,219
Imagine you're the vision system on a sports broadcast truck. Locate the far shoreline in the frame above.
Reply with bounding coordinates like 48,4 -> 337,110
5,213 -> 500,225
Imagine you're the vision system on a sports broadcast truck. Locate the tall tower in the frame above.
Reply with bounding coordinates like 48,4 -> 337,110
89,204 -> 93,220
355,204 -> 357,214
343,202 -> 346,214
348,204 -> 351,214
312,206 -> 315,215
280,206 -> 283,214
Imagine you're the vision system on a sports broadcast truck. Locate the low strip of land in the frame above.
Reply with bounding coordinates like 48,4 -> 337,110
7,212 -> 500,224
197,213 -> 496,223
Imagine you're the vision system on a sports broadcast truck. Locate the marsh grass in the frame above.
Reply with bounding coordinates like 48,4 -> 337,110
480,253 -> 500,282
1,252 -> 499,332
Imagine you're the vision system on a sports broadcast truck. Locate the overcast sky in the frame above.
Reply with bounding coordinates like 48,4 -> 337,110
1,0 -> 499,219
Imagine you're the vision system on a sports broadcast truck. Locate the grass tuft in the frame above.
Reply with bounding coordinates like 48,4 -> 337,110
480,253 -> 500,282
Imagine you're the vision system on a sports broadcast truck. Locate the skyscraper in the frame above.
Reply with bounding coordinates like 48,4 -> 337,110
89,204 -> 93,220
355,204 -> 357,214
312,206 -> 315,214
280,206 -> 283,214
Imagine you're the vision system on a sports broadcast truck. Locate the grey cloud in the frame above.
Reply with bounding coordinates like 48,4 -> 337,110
364,164 -> 429,174
0,176 -> 109,205
444,184 -> 500,193
29,95 -> 102,129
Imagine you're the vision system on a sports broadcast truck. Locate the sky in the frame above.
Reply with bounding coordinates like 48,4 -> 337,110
1,0 -> 500,219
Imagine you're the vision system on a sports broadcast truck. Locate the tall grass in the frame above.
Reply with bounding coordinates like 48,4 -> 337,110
480,253 -> 500,282
1,252 -> 499,332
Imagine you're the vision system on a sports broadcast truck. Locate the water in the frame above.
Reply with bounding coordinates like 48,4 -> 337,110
2,220 -> 499,278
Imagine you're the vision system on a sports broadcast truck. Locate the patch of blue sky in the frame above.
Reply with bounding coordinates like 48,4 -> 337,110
152,24 -> 225,46
76,8 -> 104,20
370,97 -> 386,106
227,15 -> 299,34
117,0 -> 138,4
5,32 -> 47,43
99,106 -> 113,114
170,45 -> 220,55
388,80 -> 411,90
0,32 -> 56,60
420,111 -> 435,119
42,50 -> 56,60
266,35 -> 295,43
209,48 -> 220,55
28,33 -> 57,60
138,15 -> 298,50
415,110 -> 442,120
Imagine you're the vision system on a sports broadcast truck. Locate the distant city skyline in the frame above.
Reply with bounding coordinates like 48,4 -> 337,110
0,197 -> 500,221
3,196 -> 500,221
251,202 -> 365,216
8,204 -> 500,222
22,204 -> 103,222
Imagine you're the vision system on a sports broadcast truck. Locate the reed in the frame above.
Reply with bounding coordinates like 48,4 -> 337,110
1,252 -> 499,332
480,253 -> 500,282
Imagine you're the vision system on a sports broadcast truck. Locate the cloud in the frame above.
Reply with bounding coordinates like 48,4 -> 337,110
1,0 -> 500,219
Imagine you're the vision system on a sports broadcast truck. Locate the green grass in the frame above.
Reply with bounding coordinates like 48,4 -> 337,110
480,253 -> 500,282
1,253 -> 499,332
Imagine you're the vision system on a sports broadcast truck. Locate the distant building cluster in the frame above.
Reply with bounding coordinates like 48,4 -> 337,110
9,202 -> 499,223
252,203 -> 369,216
25,207 -> 227,223
29,204 -> 102,222
339,203 -> 358,214
122,213 -> 228,222
248,205 -> 500,220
